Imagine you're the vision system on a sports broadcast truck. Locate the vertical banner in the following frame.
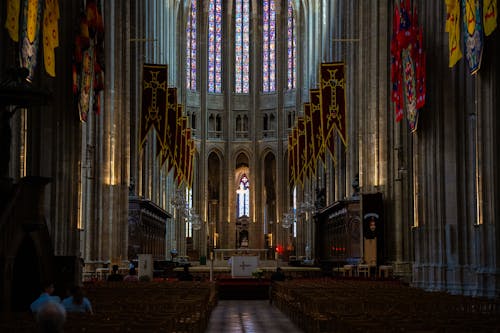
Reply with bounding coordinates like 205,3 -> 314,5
139,64 -> 168,150
20,0 -> 42,82
445,0 -> 463,67
5,0 -> 21,41
319,62 -> 347,148
186,136 -> 195,189
74,0 -> 104,122
43,0 -> 60,77
462,0 -> 483,74
176,114 -> 187,185
483,0 -> 497,36
303,103 -> 313,178
287,133 -> 295,186
391,0 -> 426,132
296,117 -> 306,186
163,88 -> 178,171
309,89 -> 325,167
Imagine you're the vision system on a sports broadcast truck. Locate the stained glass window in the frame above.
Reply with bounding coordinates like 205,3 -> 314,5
186,0 -> 197,90
287,0 -> 296,90
208,0 -> 223,93
235,0 -> 250,93
237,174 -> 250,217
262,0 -> 276,92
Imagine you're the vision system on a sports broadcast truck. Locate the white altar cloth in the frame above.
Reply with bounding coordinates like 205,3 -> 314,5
231,256 -> 258,278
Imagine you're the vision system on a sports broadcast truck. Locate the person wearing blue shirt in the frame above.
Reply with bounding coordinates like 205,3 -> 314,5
30,282 -> 61,313
62,286 -> 93,314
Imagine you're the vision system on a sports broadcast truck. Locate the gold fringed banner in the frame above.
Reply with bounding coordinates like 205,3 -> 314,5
303,103 -> 313,179
291,127 -> 298,186
5,0 -> 21,41
288,133 -> 295,186
162,87 -> 178,171
319,62 -> 347,150
186,135 -> 195,189
297,117 -> 306,186
139,64 -> 168,151
309,89 -> 325,167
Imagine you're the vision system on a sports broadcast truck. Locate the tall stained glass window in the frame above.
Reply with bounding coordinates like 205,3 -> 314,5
262,0 -> 276,92
186,0 -> 197,90
235,0 -> 250,93
287,0 -> 296,90
208,0 -> 222,93
237,174 -> 250,217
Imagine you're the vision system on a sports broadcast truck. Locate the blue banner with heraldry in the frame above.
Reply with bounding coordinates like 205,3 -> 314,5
462,0 -> 484,74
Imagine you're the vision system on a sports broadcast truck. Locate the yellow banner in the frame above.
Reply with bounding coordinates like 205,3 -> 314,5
484,0 -> 497,36
5,0 -> 20,41
445,0 -> 463,67
43,0 -> 59,77
27,0 -> 39,43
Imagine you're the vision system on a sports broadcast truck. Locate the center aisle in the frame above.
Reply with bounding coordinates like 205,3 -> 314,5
205,300 -> 304,333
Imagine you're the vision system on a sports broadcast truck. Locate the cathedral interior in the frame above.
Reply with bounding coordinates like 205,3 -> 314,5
0,0 -> 499,314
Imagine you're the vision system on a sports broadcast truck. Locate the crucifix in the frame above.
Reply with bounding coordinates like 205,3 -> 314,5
239,261 -> 251,271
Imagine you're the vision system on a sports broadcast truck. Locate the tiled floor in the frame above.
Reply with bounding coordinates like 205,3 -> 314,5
205,300 -> 304,333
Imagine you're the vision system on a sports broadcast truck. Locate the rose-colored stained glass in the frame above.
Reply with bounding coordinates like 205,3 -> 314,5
235,0 -> 250,93
263,0 -> 276,92
287,0 -> 296,90
209,0 -> 222,93
186,0 -> 197,90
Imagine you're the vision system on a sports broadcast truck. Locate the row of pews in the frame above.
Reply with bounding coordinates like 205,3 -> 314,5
0,280 -> 217,333
271,278 -> 500,333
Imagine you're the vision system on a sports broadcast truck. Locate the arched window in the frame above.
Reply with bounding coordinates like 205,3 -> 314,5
208,0 -> 222,93
287,0 -> 296,90
186,0 -> 197,90
235,0 -> 250,93
262,0 -> 276,92
237,174 -> 250,217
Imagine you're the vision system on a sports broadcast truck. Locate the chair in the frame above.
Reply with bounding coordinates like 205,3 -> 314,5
357,264 -> 370,278
343,265 -> 355,277
378,265 -> 393,278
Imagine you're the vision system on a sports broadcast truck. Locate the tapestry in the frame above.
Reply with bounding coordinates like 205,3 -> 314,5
139,64 -> 168,150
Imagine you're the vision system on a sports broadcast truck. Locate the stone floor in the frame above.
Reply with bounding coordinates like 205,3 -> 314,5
205,300 -> 304,333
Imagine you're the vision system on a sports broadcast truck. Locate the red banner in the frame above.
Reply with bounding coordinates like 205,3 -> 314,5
140,64 -> 168,150
288,133 -> 295,186
297,117 -> 306,186
161,87 -> 178,170
319,62 -> 347,149
309,88 -> 324,168
304,103 -> 313,179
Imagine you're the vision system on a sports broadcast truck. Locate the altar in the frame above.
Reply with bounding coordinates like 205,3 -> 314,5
230,255 -> 258,278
